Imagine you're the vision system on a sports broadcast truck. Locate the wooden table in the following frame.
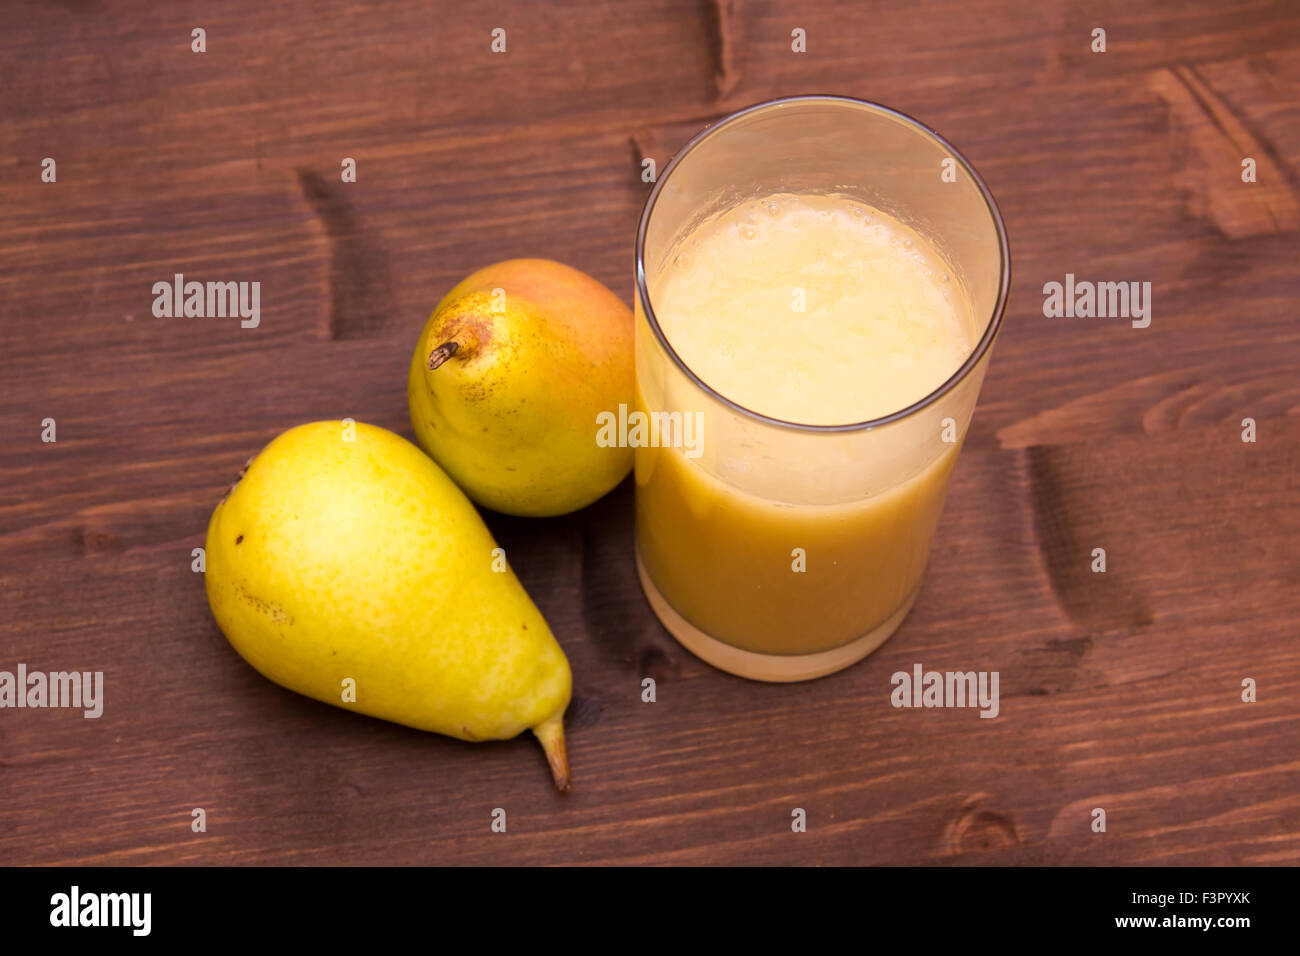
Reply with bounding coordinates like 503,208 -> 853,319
2,0 -> 1297,866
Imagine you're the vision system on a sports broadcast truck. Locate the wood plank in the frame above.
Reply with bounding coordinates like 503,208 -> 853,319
0,0 -> 1297,866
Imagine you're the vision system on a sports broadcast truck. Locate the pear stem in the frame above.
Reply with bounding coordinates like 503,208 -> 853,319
427,341 -> 459,369
533,714 -> 571,792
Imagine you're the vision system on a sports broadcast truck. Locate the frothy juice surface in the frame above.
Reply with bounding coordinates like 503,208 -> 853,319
653,193 -> 974,425
635,192 -> 979,663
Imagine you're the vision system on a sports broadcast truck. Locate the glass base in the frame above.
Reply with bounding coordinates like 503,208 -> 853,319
635,551 -> 918,682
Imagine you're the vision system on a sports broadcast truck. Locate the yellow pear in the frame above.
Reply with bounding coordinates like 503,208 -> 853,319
408,258 -> 633,517
204,420 -> 573,790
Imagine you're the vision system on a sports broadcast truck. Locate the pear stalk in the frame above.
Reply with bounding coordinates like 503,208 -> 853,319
533,714 -> 571,792
427,341 -> 459,369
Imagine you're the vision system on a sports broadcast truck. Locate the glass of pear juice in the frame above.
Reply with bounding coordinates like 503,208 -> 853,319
633,96 -> 1010,682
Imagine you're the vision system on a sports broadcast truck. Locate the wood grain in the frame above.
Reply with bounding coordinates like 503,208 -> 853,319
0,0 -> 1297,865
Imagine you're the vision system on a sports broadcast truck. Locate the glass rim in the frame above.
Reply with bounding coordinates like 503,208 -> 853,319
634,94 -> 1012,433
